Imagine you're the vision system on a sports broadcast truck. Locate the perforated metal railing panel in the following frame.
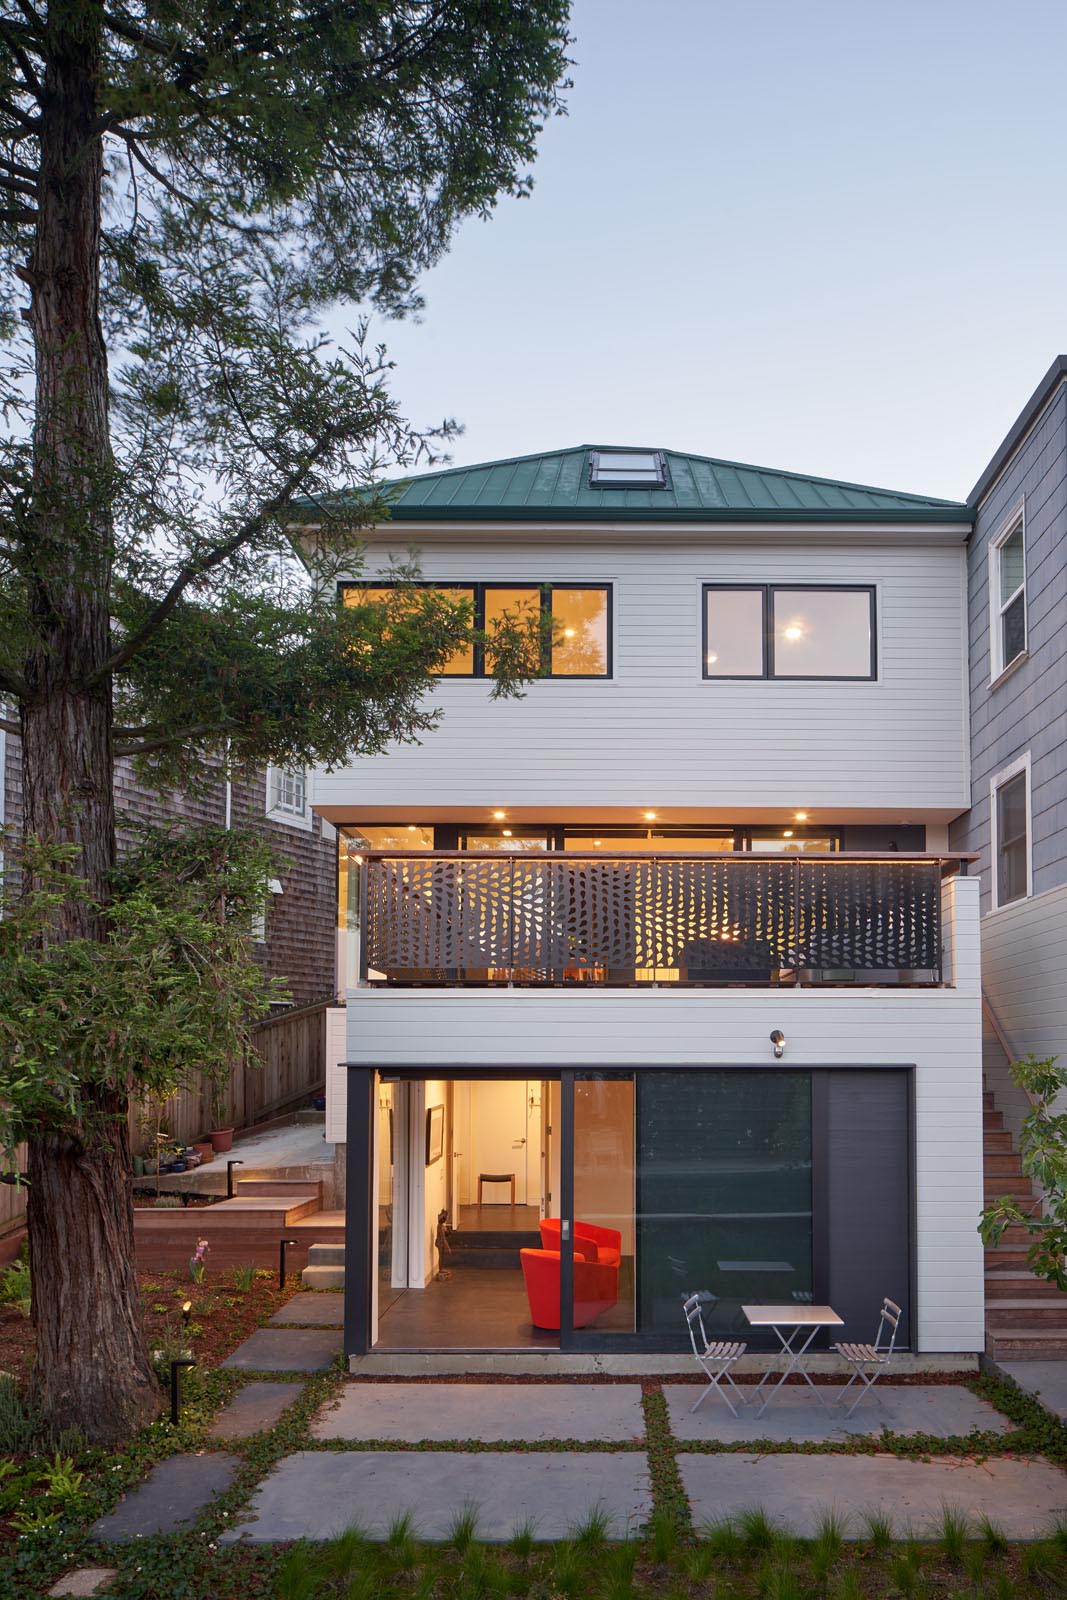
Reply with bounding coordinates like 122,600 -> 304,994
362,855 -> 943,984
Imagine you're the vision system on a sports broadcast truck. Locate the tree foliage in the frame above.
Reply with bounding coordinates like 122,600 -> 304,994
0,825 -> 280,1159
979,1055 -> 1067,1292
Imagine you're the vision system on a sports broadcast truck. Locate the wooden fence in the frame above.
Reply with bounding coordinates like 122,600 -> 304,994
0,1001 -> 334,1233
130,997 -> 334,1154
0,1144 -> 27,1235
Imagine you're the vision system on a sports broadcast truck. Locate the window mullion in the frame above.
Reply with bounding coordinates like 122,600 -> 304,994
764,586 -> 774,679
474,585 -> 486,678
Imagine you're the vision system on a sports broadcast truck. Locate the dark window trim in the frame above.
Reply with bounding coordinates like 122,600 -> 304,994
339,580 -> 612,680
702,583 -> 878,681
588,449 -> 668,490
338,821 -> 845,852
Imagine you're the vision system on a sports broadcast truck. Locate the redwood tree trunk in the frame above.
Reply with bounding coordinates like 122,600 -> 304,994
20,0 -> 158,1443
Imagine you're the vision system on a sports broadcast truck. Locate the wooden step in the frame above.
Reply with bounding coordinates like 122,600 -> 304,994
134,1213 -> 344,1272
135,1191 -> 321,1230
986,1299 -> 1067,1329
983,1131 -> 1013,1154
987,1329 -> 1067,1360
984,1271 -> 1057,1299
984,1173 -> 1034,1197
984,1152 -> 1025,1176
236,1179 -> 323,1202
983,1108 -> 1004,1131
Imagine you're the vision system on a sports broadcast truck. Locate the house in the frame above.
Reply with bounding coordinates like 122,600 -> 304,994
306,443 -> 989,1364
949,356 -> 1067,1358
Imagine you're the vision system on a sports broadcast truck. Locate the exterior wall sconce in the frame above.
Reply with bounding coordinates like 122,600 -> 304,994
770,1030 -> 786,1059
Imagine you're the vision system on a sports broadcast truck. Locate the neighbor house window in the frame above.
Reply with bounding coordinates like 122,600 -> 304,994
703,585 -> 876,679
989,507 -> 1026,679
588,450 -> 667,489
343,582 -> 611,678
267,764 -> 313,830
992,757 -> 1031,909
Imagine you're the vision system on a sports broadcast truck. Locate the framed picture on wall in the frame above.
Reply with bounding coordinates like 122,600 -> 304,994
425,1103 -> 444,1166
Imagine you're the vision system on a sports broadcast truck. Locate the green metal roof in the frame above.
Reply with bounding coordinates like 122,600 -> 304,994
317,446 -> 969,524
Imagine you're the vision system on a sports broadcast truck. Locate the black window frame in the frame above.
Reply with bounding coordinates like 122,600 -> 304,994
588,449 -> 668,490
340,580 -> 613,680
702,583 -> 878,682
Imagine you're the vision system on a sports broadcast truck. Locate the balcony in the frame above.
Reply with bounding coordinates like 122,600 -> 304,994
358,852 -> 965,988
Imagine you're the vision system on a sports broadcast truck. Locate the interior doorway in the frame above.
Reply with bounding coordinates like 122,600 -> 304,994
373,1075 -> 559,1350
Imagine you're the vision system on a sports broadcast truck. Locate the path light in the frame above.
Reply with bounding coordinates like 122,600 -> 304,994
226,1158 -> 243,1199
279,1237 -> 299,1289
170,1358 -> 196,1426
770,1030 -> 786,1059
181,1301 -> 192,1329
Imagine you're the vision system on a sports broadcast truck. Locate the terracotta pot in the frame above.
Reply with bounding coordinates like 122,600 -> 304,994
193,1141 -> 214,1165
208,1127 -> 234,1153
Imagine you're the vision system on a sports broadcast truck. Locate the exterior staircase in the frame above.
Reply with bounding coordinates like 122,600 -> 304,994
983,1086 -> 1067,1359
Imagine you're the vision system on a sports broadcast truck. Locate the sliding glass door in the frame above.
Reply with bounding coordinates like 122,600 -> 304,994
560,1068 -> 813,1349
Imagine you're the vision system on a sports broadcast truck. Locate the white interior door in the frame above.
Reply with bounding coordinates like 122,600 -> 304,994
470,1079 -> 530,1203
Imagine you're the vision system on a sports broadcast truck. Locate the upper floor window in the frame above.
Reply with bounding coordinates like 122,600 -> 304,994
588,450 -> 667,489
992,755 -> 1030,909
344,582 -> 611,678
989,507 -> 1026,680
703,585 -> 876,680
267,764 -> 313,831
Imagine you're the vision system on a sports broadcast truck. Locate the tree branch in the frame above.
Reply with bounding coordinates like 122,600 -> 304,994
0,205 -> 36,224
0,712 -> 19,736
100,8 -> 172,56
0,664 -> 27,700
89,428 -> 342,686
115,720 -> 226,759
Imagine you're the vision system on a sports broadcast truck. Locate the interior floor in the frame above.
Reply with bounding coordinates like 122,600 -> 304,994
375,1267 -> 559,1350
455,1203 -> 541,1234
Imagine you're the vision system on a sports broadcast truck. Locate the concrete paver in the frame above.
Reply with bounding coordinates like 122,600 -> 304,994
221,1327 -> 342,1372
221,1449 -> 652,1542
48,1570 -> 119,1597
270,1292 -> 344,1328
999,1361 -> 1067,1421
680,1453 -> 1067,1539
665,1383 -> 1012,1442
208,1380 -> 305,1440
313,1382 -> 645,1443
91,1453 -> 239,1542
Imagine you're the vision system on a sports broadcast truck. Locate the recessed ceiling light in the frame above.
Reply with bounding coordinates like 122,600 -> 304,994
706,652 -> 718,665
406,825 -> 417,832
593,839 -> 602,846
643,810 -> 657,821
492,810 -> 506,820
783,624 -> 804,642
794,811 -> 808,821
502,829 -> 513,837
783,830 -> 794,838
563,627 -> 576,638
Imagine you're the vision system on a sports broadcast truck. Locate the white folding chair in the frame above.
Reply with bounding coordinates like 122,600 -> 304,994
832,1297 -> 902,1416
683,1293 -> 748,1417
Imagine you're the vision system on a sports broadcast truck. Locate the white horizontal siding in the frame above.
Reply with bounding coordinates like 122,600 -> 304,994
313,536 -> 969,815
325,1006 -> 348,1144
338,982 -> 983,1355
981,881 -> 1067,1113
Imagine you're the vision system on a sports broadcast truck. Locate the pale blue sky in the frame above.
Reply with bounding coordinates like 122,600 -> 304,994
345,0 -> 1067,501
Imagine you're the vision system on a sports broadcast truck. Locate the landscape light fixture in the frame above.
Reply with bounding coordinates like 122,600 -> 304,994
226,1158 -> 244,1199
279,1237 -> 299,1289
181,1300 -> 192,1329
170,1358 -> 196,1426
770,1030 -> 786,1059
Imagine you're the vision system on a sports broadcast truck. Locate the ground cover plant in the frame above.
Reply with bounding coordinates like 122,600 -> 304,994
0,1349 -> 1064,1598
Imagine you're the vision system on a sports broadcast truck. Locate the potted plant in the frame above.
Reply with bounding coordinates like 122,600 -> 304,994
207,1080 -> 234,1153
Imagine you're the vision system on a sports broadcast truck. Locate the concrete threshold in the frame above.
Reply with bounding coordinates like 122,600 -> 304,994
351,1351 -> 978,1378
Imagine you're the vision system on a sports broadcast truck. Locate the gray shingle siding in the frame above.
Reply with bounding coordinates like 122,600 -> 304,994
950,379 -> 1067,915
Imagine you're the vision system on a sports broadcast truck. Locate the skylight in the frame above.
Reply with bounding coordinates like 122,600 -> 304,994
589,449 -> 667,489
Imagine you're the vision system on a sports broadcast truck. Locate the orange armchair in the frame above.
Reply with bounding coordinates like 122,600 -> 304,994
520,1247 -> 619,1330
540,1218 -> 622,1269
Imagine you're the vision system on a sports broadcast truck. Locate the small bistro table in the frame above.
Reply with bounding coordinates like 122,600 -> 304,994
742,1304 -> 844,1418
